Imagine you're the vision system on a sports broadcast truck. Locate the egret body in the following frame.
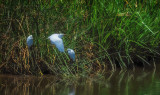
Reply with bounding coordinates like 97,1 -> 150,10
48,33 -> 65,52
67,49 -> 75,61
27,35 -> 33,48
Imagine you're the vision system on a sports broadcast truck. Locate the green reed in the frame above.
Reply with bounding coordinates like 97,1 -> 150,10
0,0 -> 160,76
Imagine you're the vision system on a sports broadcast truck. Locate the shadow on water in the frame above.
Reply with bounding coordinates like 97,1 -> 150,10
0,64 -> 160,95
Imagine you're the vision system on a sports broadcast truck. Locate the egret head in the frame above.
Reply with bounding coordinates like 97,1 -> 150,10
58,33 -> 65,38
48,33 -> 65,39
28,35 -> 33,39
67,48 -> 72,52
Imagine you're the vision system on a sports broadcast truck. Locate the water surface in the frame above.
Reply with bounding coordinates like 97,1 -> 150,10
0,66 -> 160,95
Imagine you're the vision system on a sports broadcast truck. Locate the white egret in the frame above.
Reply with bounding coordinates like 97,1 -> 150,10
48,33 -> 65,52
27,35 -> 33,48
67,49 -> 75,61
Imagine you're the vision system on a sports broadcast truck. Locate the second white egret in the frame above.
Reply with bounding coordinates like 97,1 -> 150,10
67,48 -> 75,61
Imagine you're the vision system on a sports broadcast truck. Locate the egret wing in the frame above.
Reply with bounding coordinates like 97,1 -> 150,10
54,39 -> 65,52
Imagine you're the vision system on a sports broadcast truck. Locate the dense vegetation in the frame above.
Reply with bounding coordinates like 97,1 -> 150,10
0,0 -> 160,76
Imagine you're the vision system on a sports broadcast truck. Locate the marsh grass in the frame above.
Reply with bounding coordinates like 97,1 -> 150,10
0,0 -> 160,76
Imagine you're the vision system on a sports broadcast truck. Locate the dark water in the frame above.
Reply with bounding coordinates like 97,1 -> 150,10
0,66 -> 160,95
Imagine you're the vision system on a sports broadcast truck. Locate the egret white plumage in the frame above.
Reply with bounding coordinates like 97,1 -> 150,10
27,35 -> 33,48
48,33 -> 65,52
67,49 -> 75,61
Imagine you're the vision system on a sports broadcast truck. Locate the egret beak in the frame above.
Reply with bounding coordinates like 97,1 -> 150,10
47,36 -> 50,39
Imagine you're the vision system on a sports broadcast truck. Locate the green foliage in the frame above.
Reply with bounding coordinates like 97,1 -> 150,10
0,0 -> 159,75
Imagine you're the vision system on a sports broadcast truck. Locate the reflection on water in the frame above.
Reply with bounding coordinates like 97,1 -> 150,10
0,66 -> 160,95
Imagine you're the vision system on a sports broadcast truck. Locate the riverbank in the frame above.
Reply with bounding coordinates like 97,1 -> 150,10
0,0 -> 160,76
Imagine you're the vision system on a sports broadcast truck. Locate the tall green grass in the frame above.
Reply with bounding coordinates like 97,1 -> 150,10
0,0 -> 160,75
